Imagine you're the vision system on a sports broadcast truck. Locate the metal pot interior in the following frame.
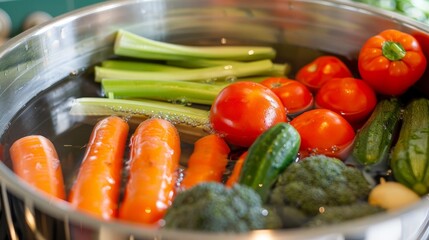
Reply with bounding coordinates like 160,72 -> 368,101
1,0 -> 429,239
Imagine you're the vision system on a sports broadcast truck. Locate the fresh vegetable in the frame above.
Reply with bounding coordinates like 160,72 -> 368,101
165,59 -> 290,77
95,59 -> 275,83
118,118 -> 181,225
180,134 -> 230,190
163,182 -> 267,232
352,98 -> 401,166
305,202 -> 383,227
225,151 -> 248,187
114,29 -> 276,61
102,78 -> 224,105
263,205 -> 309,229
295,56 -> 353,92
391,98 -> 429,195
358,29 -> 427,96
352,0 -> 429,25
68,116 -> 129,220
315,77 -> 377,123
368,178 -> 421,211
101,59 -> 186,72
69,98 -> 210,142
269,155 -> 372,215
238,122 -> 300,201
260,77 -> 314,116
9,135 -> 66,200
290,109 -> 355,159
210,81 -> 287,147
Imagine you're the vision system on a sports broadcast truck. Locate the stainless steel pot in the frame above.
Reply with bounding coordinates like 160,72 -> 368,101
1,0 -> 429,239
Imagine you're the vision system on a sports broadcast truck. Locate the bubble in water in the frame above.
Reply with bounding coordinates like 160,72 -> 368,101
225,75 -> 237,83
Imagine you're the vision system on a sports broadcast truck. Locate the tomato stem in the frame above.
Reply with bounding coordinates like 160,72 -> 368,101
382,41 -> 406,61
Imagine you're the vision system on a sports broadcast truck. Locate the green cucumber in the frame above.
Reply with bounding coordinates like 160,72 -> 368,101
352,98 -> 401,166
391,98 -> 429,195
238,122 -> 300,202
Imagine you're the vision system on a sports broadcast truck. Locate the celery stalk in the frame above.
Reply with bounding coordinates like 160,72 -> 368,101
69,98 -> 210,127
166,59 -> 290,77
114,29 -> 276,61
69,98 -> 211,143
101,60 -> 186,72
94,59 -> 273,82
102,79 -> 224,105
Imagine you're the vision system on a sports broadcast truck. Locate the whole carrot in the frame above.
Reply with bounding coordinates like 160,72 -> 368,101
180,134 -> 230,190
9,135 -> 66,200
118,118 -> 181,225
226,151 -> 247,187
68,116 -> 129,220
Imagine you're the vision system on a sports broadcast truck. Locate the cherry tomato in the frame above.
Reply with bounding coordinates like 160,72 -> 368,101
358,29 -> 427,96
315,77 -> 377,123
260,77 -> 314,115
290,109 -> 355,159
210,81 -> 287,147
296,56 -> 353,92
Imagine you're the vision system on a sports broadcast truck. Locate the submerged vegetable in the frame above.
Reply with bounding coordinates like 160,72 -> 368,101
352,98 -> 401,166
68,116 -> 129,219
238,122 -> 300,202
180,134 -> 230,189
369,179 -> 420,211
296,56 -> 353,92
163,182 -> 267,232
210,81 -> 287,147
269,155 -> 372,215
290,109 -> 355,159
358,29 -> 427,96
114,29 -> 276,61
391,98 -> 429,195
119,118 -> 181,225
315,77 -> 377,123
9,135 -> 66,200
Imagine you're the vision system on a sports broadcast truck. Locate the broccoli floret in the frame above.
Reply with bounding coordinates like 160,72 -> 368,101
305,202 -> 384,227
163,182 -> 267,232
269,155 -> 372,215
264,205 -> 309,229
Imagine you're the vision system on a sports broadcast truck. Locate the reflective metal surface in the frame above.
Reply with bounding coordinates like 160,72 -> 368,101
1,0 -> 429,239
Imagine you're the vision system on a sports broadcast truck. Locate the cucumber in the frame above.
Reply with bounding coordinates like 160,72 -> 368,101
238,122 -> 300,202
352,98 -> 401,166
391,98 -> 429,195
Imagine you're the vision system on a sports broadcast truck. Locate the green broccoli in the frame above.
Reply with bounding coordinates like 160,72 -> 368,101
263,205 -> 309,229
305,202 -> 384,227
269,155 -> 372,215
163,182 -> 267,232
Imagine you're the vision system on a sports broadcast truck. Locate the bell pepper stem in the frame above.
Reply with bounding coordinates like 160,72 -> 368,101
382,41 -> 406,61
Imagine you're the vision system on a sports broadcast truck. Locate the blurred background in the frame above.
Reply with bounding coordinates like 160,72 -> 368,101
0,0 -> 427,45
0,0 -> 105,44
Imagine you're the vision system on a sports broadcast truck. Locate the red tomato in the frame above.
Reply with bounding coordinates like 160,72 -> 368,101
315,77 -> 377,123
210,81 -> 287,147
290,109 -> 355,159
358,29 -> 427,96
296,56 -> 353,92
260,77 -> 314,115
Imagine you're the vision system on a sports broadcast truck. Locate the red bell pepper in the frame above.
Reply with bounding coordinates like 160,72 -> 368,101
358,29 -> 427,96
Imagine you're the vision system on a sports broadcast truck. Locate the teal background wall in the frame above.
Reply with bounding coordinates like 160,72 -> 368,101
0,0 -> 105,37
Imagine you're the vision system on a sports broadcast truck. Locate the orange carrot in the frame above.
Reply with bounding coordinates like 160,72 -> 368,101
68,116 -> 129,220
9,135 -> 66,200
180,134 -> 230,190
118,118 -> 181,225
226,151 -> 248,187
